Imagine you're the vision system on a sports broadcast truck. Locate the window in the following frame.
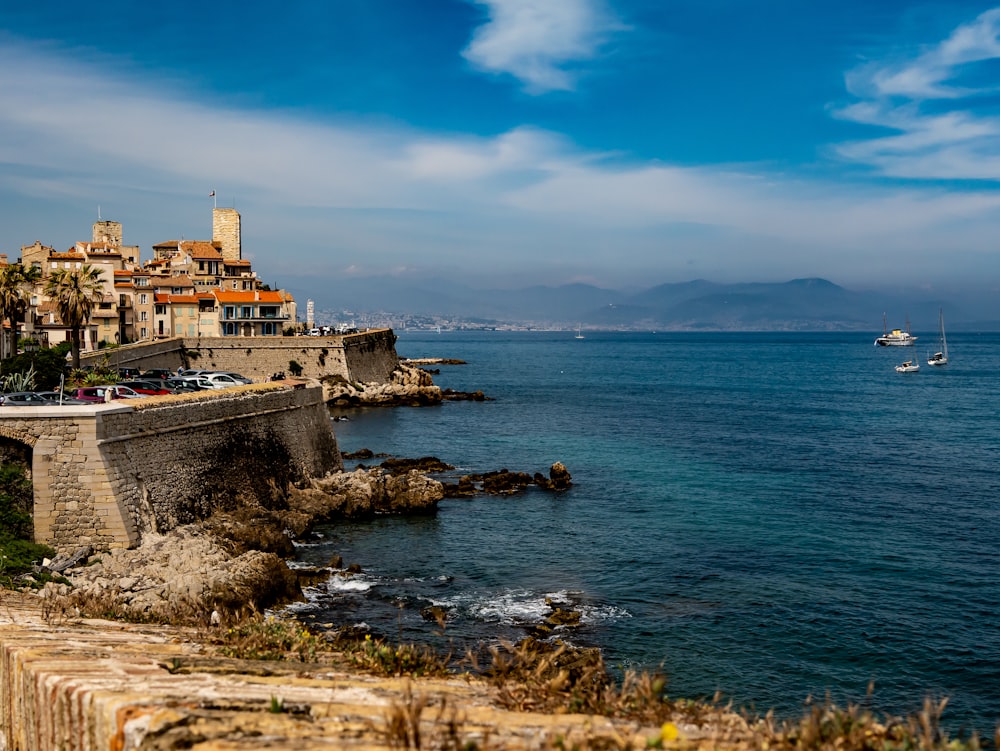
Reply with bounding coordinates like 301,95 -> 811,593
139,294 -> 148,305
140,311 -> 148,322
232,281 -> 238,289
224,306 -> 235,319
241,306 -> 252,319
262,322 -> 275,335
224,322 -> 235,336
136,277 -> 148,287
155,304 -> 165,315
119,295 -> 126,307
140,327 -> 148,338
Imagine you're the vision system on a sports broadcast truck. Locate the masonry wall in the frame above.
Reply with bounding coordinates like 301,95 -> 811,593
0,385 -> 341,552
81,329 -> 400,383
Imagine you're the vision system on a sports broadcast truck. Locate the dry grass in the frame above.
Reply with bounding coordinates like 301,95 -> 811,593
129,381 -> 292,409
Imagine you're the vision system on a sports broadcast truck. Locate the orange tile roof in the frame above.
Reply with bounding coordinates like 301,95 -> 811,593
154,293 -> 199,304
181,241 -> 223,259
50,252 -> 85,260
213,290 -> 285,304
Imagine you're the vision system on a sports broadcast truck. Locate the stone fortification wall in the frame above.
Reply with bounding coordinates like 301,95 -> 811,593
342,330 -> 402,383
81,329 -> 400,383
98,385 -> 341,537
1,385 -> 341,552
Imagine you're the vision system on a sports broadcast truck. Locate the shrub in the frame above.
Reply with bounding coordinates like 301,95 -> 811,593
0,345 -> 70,391
0,464 -> 33,541
288,360 -> 303,377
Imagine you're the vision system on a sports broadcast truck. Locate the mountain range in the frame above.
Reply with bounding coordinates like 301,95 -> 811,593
282,275 -> 1000,331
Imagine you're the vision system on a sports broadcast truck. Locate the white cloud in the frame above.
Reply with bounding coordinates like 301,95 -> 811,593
2,36 -> 1000,288
833,7 -> 1000,179
461,0 -> 625,93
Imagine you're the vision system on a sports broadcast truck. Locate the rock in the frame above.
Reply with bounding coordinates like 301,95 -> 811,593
441,389 -> 491,401
548,462 -> 573,490
421,605 -> 448,625
43,546 -> 92,573
321,363 -> 443,407
481,470 -> 534,495
379,456 -> 454,475
342,448 -> 375,460
546,607 -> 582,627
345,563 -> 363,574
327,554 -> 344,569
295,468 -> 444,519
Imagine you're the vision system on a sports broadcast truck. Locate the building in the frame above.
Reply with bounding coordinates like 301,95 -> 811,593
10,207 -> 296,358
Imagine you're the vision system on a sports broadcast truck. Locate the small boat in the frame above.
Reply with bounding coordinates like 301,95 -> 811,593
895,359 -> 920,373
927,308 -> 948,366
575,326 -> 585,340
875,313 -> 917,346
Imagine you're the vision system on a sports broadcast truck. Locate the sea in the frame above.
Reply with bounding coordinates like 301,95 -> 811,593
285,330 -> 1000,735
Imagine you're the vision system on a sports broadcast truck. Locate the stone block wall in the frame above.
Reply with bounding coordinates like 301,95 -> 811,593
80,329 -> 401,383
1,385 -> 341,552
98,385 -> 340,537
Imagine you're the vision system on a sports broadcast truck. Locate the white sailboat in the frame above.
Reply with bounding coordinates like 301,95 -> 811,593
575,326 -> 585,339
927,308 -> 948,366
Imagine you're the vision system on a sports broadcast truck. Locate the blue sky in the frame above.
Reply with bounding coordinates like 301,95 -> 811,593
3,0 -> 1000,295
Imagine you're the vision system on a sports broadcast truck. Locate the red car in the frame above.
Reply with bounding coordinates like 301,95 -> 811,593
72,386 -> 144,402
119,380 -> 173,395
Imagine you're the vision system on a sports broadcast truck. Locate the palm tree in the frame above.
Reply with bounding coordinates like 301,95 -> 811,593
0,263 -> 41,360
43,265 -> 106,369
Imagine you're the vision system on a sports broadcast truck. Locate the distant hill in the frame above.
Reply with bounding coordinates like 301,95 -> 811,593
282,274 -> 1000,331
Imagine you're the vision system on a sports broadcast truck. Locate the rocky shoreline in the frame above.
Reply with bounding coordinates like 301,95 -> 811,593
38,457 -> 572,628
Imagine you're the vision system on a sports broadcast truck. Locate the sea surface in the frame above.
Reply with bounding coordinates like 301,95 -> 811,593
287,330 -> 1000,734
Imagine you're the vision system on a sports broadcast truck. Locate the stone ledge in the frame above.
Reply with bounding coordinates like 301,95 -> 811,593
0,595 -> 668,751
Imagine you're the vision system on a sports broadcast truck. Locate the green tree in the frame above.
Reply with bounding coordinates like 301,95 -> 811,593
0,263 -> 41,361
0,343 -> 71,391
43,265 -> 106,369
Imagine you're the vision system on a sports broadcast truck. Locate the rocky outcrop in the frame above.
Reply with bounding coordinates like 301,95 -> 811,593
39,466 -> 445,623
289,467 -> 444,519
443,462 -> 572,497
321,362 -> 443,406
40,526 -> 300,622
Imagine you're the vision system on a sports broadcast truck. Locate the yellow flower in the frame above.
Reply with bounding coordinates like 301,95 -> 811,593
660,722 -> 680,742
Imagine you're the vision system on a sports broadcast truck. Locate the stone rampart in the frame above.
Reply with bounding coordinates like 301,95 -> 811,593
0,385 -> 341,552
81,329 -> 400,383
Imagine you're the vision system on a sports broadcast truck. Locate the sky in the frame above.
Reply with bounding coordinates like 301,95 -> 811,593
3,0 -> 1000,296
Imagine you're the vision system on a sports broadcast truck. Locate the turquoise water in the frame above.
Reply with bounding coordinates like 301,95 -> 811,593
289,331 -> 1000,733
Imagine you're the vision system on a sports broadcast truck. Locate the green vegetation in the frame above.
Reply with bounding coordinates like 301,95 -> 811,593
0,464 -> 56,589
288,359 -> 303,377
43,264 -> 106,369
0,342 -> 71,391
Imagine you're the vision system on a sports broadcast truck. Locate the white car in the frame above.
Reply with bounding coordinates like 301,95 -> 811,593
200,373 -> 244,389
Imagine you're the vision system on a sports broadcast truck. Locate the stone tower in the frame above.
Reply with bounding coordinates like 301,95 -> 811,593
93,220 -> 122,248
212,208 -> 241,261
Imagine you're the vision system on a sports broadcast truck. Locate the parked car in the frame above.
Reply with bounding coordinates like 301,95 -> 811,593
73,386 -> 143,402
117,367 -> 141,379
34,391 -> 91,405
164,378 -> 203,392
200,373 -> 244,389
0,391 -> 59,406
119,380 -> 173,395
216,371 -> 252,384
140,368 -> 175,380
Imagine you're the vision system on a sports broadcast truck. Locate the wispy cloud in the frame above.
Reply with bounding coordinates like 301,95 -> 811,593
2,35 -> 1000,286
833,7 -> 1000,179
461,0 -> 625,93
